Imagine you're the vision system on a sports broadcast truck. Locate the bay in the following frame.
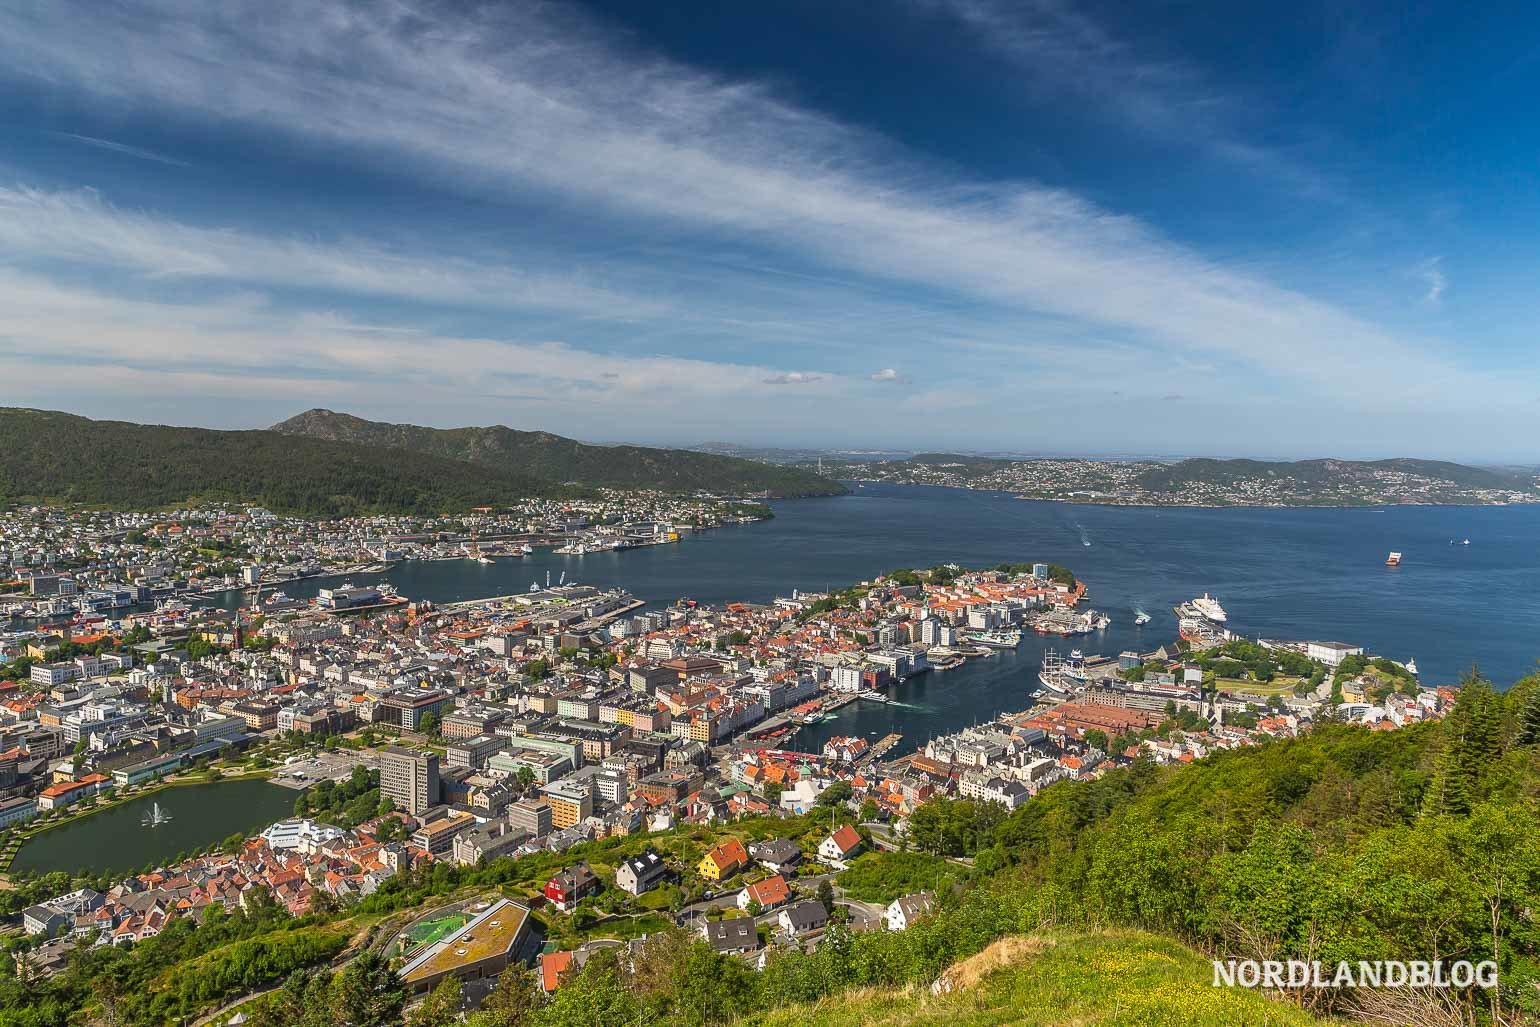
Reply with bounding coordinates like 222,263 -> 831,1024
202,483 -> 1539,752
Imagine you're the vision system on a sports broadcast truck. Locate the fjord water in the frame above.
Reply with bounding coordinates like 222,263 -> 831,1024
221,483 -> 1539,750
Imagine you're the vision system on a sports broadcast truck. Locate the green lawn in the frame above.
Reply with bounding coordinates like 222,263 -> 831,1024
396,912 -> 472,956
1215,676 -> 1303,697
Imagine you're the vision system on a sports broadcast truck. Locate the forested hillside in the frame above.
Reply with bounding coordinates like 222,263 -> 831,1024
0,408 -> 566,517
271,410 -> 844,498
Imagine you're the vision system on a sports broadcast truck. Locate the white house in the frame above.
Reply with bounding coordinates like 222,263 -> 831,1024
884,892 -> 934,931
817,824 -> 864,866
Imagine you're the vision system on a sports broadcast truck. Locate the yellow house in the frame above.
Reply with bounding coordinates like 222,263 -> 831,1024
697,838 -> 748,881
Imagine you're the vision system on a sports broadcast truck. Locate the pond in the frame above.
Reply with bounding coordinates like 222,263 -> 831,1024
11,778 -> 298,878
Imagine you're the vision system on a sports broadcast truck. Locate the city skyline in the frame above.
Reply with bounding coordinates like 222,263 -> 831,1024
3,2 -> 1539,460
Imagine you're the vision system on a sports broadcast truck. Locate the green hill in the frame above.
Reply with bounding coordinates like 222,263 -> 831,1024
745,929 -> 1322,1027
0,407 -> 567,517
271,409 -> 844,498
1134,456 -> 1523,493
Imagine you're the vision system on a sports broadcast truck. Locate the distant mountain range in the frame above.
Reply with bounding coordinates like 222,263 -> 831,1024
1130,457 -> 1527,493
820,452 -> 1538,506
271,410 -> 841,498
0,408 -> 564,518
0,407 -> 841,517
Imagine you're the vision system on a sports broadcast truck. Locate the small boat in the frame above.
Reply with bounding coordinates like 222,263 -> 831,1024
1462,539 -> 1470,546
1134,611 -> 1151,626
1386,551 -> 1402,566
477,556 -> 494,564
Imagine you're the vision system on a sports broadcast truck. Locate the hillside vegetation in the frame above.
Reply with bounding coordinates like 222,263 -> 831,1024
744,930 -> 1322,1027
534,668 -> 1540,1025
271,409 -> 844,498
1133,455 -> 1525,492
0,408 -> 568,517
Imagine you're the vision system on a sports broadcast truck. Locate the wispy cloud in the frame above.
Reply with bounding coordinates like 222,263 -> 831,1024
46,130 -> 189,167
869,367 -> 908,383
0,0 -> 1525,452
1419,256 -> 1447,304
0,269 -> 849,436
909,0 -> 1341,198
0,1 -> 1446,396
0,186 -> 665,319
762,372 -> 823,386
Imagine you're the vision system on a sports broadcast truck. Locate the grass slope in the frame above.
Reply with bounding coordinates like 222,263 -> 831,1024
272,409 -> 845,497
744,929 -> 1322,1027
0,407 -> 566,517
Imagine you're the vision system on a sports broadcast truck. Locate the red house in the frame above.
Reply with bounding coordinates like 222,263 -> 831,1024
543,861 -> 599,912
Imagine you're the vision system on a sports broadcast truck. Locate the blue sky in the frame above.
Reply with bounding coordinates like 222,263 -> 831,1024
1,0 -> 1538,460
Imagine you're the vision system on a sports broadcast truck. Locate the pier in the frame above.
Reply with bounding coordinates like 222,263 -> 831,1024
860,733 -> 904,766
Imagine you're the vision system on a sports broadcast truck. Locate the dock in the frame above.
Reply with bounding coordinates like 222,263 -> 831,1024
860,733 -> 903,766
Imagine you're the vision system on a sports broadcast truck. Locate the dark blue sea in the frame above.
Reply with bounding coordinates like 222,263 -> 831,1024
213,484 -> 1540,752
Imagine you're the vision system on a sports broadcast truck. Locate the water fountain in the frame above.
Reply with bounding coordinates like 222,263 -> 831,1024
141,800 -> 173,827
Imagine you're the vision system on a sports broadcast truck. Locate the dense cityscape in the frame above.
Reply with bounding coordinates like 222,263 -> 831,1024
0,510 -> 1465,1023
7,0 -> 1540,1024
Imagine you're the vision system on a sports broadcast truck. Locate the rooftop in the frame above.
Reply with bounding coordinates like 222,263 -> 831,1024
400,898 -> 531,984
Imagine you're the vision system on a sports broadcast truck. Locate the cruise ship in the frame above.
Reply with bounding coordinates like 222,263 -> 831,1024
1191,594 -> 1227,623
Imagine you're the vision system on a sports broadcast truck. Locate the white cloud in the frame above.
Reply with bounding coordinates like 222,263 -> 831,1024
869,367 -> 905,383
0,0 -> 1482,404
762,372 -> 823,386
0,0 -> 1528,452
0,269 -> 848,435
46,131 -> 190,167
909,0 -> 1341,198
1419,256 -> 1447,304
0,186 -> 664,318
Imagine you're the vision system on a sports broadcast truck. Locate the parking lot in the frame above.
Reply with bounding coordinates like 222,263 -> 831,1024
269,748 -> 380,790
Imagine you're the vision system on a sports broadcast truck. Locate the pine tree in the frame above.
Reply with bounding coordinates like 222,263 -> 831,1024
1516,679 -> 1540,746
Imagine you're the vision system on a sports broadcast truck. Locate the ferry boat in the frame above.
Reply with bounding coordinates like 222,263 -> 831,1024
961,628 -> 1022,648
1386,551 -> 1402,566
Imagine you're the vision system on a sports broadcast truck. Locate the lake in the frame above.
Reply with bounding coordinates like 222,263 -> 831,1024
11,778 -> 297,878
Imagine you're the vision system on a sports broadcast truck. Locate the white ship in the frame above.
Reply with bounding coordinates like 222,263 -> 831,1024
1192,594 -> 1227,623
1133,610 -> 1151,626
961,628 -> 1022,648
